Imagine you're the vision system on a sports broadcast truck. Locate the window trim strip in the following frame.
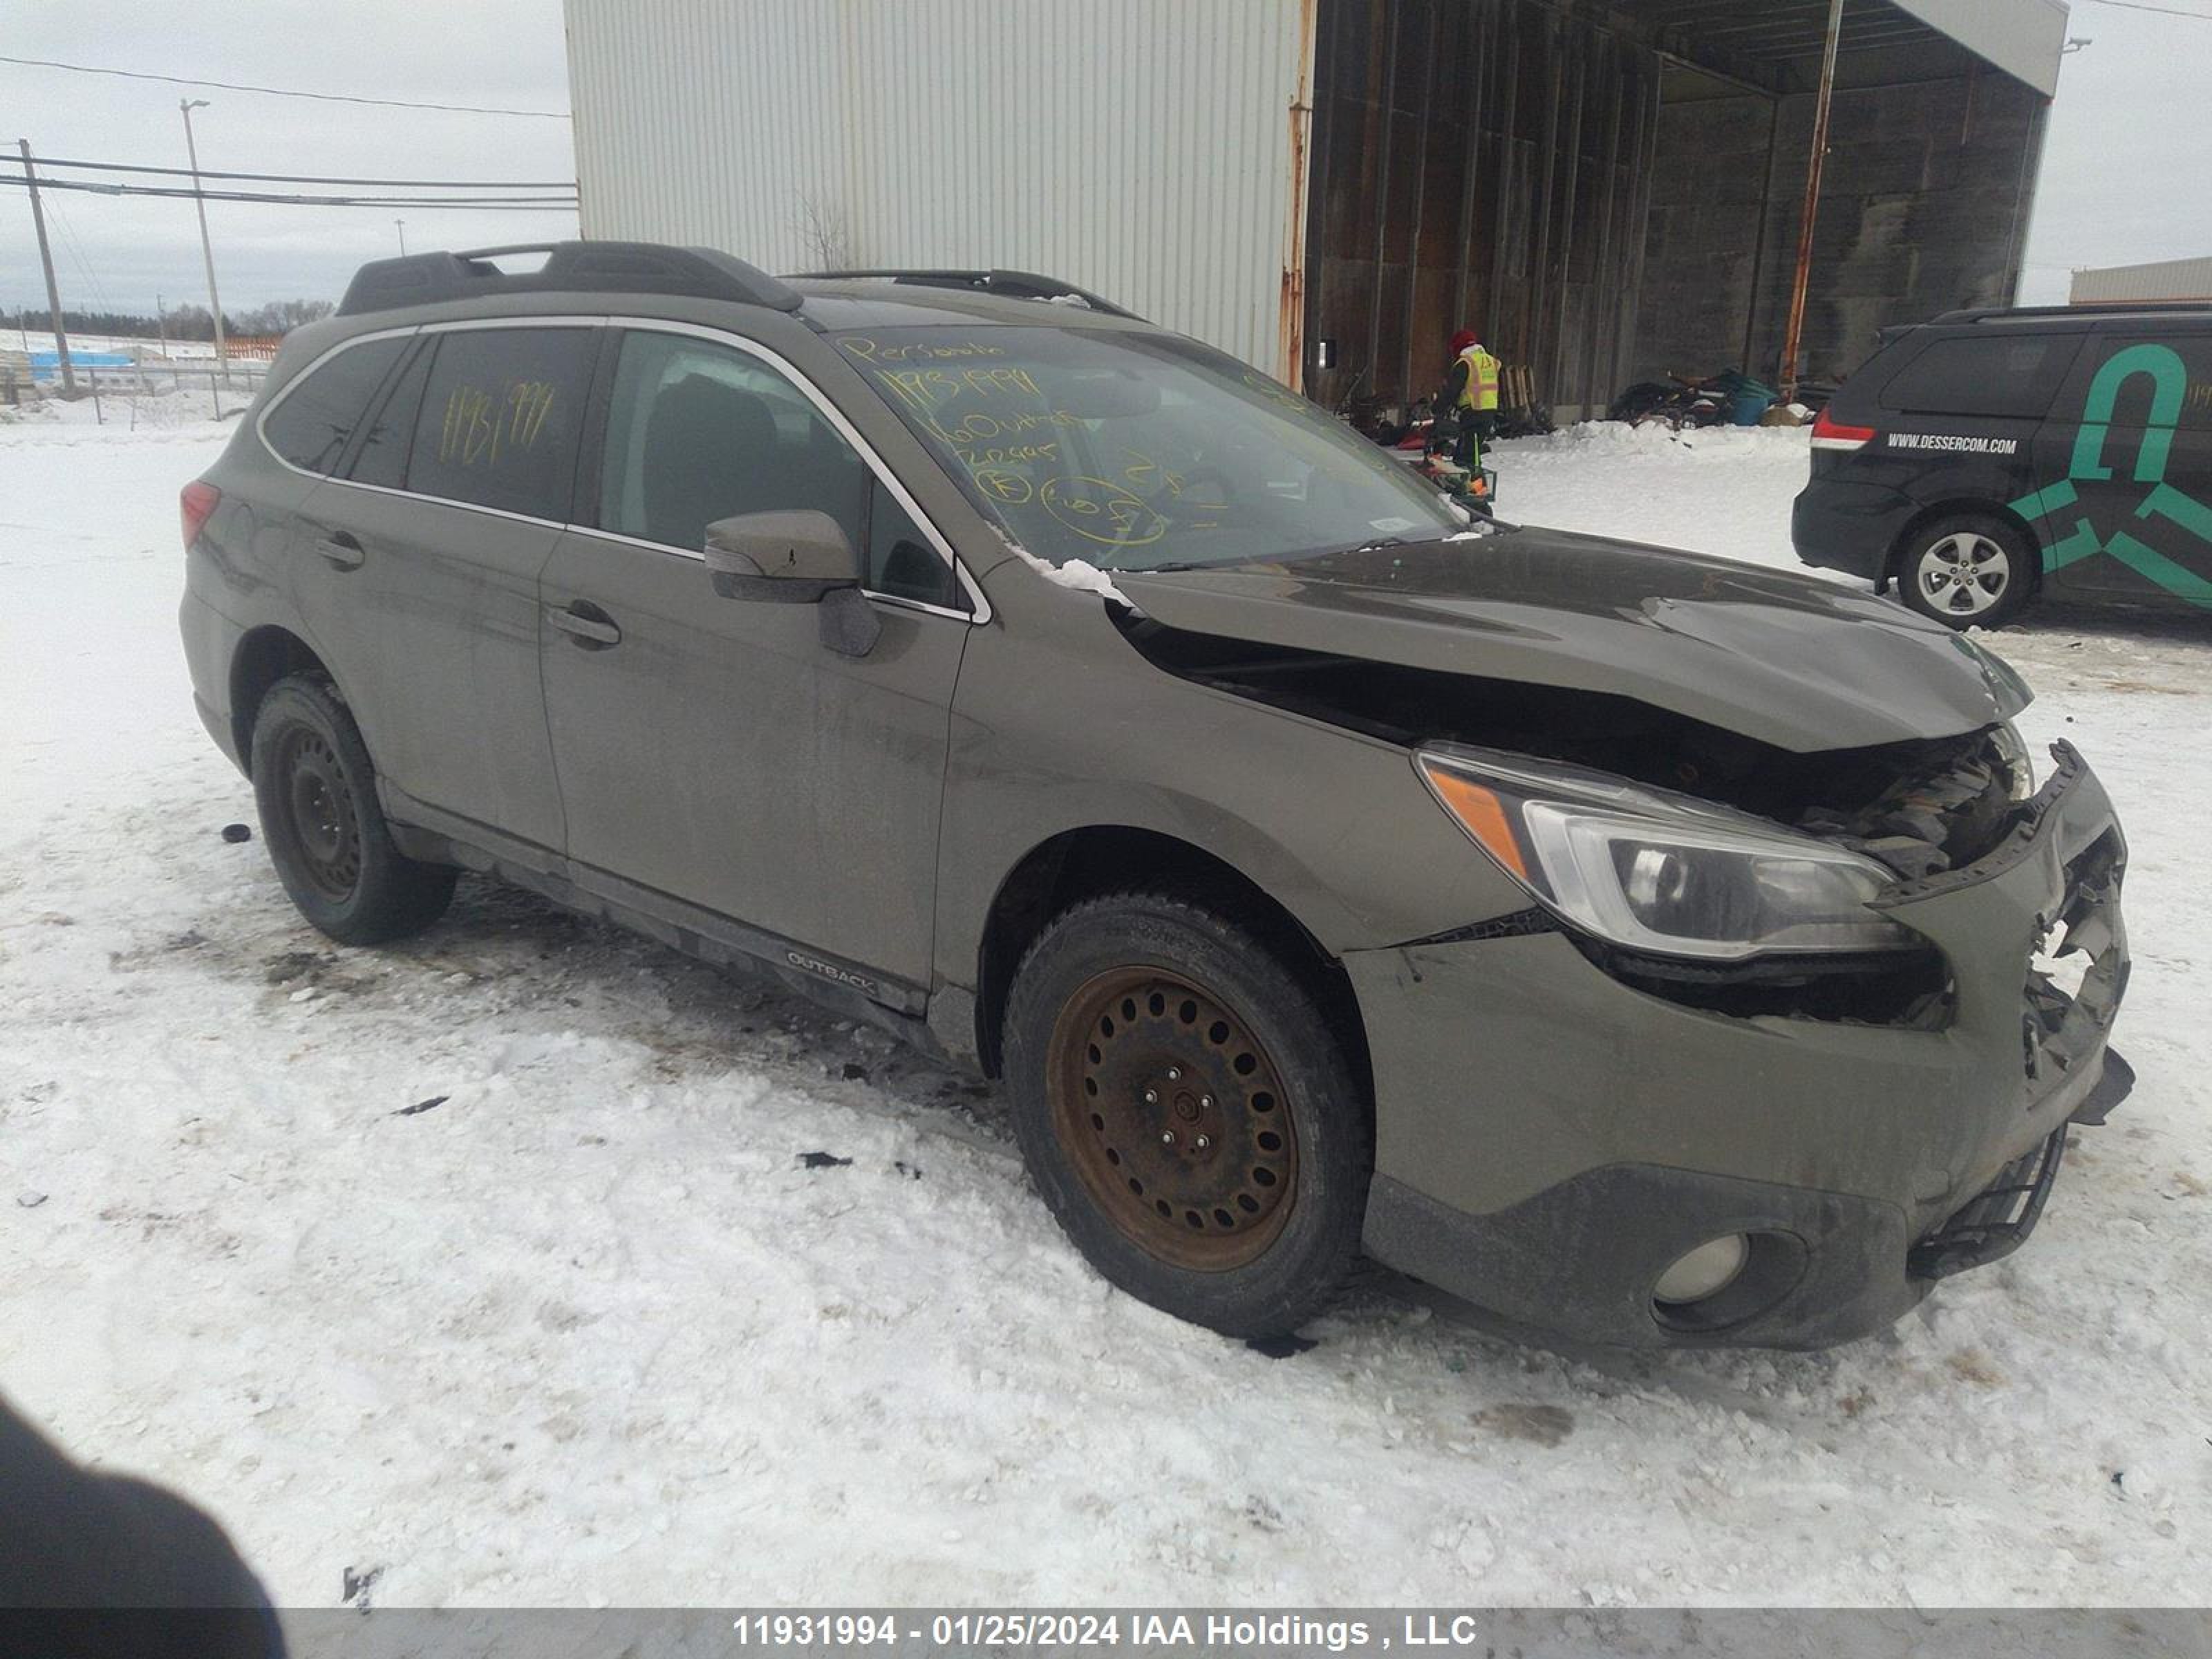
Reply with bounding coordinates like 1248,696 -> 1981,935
252,313 -> 991,626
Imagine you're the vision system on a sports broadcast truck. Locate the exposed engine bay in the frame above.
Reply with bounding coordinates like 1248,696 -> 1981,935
1118,615 -> 2025,870
1118,615 -> 2034,1024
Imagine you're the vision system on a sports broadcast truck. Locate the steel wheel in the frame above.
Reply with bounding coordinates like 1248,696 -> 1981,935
1047,965 -> 1298,1273
273,724 -> 363,903
1914,531 -> 2012,618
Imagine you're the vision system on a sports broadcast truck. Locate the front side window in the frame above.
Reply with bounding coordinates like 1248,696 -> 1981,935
403,327 -> 597,519
597,330 -> 958,607
866,476 -> 956,606
263,337 -> 408,475
833,325 -> 1468,573
599,330 -> 865,553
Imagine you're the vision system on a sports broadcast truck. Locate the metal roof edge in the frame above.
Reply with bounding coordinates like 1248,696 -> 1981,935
1886,0 -> 2069,97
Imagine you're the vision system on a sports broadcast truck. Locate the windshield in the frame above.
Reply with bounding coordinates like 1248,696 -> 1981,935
832,325 -> 1469,572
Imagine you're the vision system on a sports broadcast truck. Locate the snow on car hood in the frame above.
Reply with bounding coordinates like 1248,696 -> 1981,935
1109,527 -> 2032,753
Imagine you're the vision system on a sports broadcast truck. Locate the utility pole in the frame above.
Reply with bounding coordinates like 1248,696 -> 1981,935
1777,0 -> 1844,403
395,218 -> 408,255
180,99 -> 230,384
16,140 -> 77,394
156,292 -> 169,355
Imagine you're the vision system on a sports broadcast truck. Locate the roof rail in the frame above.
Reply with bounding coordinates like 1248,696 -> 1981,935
1929,300 -> 2212,324
337,241 -> 804,318
786,268 -> 1143,320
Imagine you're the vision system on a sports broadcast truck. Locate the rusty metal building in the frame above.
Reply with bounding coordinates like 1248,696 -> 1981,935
566,0 -> 2068,419
1302,0 -> 2066,417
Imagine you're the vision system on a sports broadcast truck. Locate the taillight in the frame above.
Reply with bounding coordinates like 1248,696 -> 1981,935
180,480 -> 222,550
1810,408 -> 1876,452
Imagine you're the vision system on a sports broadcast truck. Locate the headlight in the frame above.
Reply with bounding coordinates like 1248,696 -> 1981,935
1416,745 -> 1919,962
1991,720 -> 2036,802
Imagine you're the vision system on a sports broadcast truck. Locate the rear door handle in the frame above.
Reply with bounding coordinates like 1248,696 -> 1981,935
315,532 -> 364,570
548,601 -> 621,648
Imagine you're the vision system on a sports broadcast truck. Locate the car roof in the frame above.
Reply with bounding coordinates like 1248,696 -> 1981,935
332,241 -> 1157,335
1920,301 -> 2212,332
784,279 -> 1154,332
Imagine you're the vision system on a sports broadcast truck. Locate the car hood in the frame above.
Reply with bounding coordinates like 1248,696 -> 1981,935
1107,527 -> 2030,752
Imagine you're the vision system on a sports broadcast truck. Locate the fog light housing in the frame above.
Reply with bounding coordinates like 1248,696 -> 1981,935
1653,1233 -> 1750,1305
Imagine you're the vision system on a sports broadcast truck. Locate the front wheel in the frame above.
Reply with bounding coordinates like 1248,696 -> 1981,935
250,674 -> 456,945
1002,891 -> 1369,1338
1895,514 -> 2034,629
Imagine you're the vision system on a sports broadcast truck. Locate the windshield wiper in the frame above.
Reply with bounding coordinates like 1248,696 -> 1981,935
1105,529 -> 1489,577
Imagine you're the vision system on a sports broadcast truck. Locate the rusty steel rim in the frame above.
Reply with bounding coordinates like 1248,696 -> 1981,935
1047,966 -> 1298,1272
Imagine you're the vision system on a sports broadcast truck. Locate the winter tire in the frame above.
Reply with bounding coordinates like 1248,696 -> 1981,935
249,674 -> 456,945
1003,890 -> 1369,1338
1895,513 -> 2034,630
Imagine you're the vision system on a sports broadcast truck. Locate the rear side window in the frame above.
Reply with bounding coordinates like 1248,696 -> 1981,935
404,328 -> 597,519
263,337 -> 408,474
1881,334 -> 2080,419
347,342 -> 432,489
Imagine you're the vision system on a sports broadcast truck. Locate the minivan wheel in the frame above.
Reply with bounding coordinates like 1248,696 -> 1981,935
250,674 -> 456,945
1895,514 -> 2034,629
1003,891 -> 1368,1339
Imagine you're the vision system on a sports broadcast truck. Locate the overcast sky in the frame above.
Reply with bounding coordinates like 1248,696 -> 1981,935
3,0 -> 577,314
3,0 -> 2208,319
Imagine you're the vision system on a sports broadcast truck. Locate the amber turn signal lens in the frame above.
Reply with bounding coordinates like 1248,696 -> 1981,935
1417,760 -> 1529,881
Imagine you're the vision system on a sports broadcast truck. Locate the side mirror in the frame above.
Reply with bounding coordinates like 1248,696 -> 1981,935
702,509 -> 881,657
704,510 -> 860,603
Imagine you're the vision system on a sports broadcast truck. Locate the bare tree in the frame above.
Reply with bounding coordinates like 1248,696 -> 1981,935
794,189 -> 855,271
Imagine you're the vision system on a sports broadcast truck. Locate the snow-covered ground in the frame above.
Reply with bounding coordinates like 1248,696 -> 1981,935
5,377 -> 259,433
3,419 -> 2207,1608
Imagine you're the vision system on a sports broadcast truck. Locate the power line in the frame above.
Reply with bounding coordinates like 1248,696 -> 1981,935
0,174 -> 577,210
43,190 -> 115,315
0,54 -> 572,118
21,155 -> 576,189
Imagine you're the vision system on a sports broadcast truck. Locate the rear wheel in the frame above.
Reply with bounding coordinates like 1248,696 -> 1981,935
250,675 -> 456,945
1003,891 -> 1368,1338
1895,513 -> 2034,629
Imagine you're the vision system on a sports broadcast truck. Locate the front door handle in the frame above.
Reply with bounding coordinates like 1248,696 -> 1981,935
548,601 -> 621,648
315,532 -> 364,570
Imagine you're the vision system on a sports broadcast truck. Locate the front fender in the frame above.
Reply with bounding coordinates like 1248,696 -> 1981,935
933,586 -> 1528,991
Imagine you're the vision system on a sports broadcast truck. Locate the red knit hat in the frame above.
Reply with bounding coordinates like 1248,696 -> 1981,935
1449,328 -> 1479,355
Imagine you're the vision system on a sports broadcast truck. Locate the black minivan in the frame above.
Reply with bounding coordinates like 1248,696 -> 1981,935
1792,302 -> 2212,628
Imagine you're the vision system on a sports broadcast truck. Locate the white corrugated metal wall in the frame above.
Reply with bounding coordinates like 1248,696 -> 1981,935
2070,256 -> 2212,304
564,0 -> 1309,374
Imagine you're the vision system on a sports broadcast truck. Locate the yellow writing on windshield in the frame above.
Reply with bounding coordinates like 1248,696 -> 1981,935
871,364 -> 1045,413
838,335 -> 1008,364
1041,475 -> 1165,548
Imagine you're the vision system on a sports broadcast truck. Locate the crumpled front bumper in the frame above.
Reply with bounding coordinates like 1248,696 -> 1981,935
1351,740 -> 2130,1349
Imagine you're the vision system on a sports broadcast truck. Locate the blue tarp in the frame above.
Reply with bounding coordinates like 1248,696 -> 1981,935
29,350 -> 135,382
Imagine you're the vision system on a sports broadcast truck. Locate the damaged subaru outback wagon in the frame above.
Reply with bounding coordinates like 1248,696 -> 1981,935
179,243 -> 2133,1349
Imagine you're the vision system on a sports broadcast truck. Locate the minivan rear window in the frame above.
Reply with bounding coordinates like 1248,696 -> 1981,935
403,327 -> 597,520
1881,334 -> 2081,420
263,337 -> 409,475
